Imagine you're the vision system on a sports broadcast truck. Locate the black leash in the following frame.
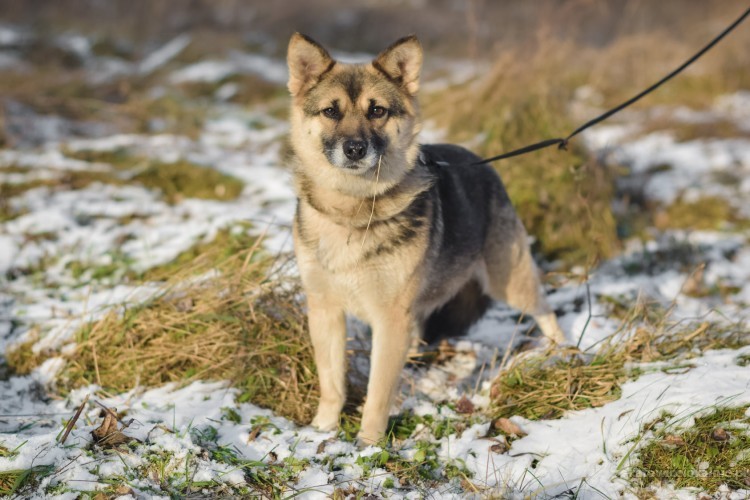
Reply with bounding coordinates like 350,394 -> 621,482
471,5 -> 750,166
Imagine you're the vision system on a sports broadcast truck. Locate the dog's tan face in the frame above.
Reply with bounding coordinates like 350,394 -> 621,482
287,34 -> 423,196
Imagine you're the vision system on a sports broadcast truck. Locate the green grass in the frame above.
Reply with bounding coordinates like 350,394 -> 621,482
632,405 -> 750,493
0,170 -> 124,198
132,160 -> 244,204
63,146 -> 136,169
0,466 -> 55,497
3,150 -> 245,206
64,147 -> 245,204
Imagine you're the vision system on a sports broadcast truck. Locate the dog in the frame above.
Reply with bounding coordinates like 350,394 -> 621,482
286,33 -> 565,444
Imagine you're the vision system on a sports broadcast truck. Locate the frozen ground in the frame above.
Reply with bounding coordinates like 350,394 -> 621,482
1,29 -> 749,499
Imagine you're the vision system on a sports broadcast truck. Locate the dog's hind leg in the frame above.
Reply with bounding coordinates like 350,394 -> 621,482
484,216 -> 565,344
308,297 -> 348,432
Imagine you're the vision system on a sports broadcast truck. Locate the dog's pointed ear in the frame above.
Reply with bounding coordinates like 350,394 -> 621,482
373,35 -> 422,95
287,33 -> 334,96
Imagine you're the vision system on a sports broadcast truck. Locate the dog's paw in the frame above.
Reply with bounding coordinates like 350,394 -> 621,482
311,413 -> 340,432
535,313 -> 567,345
537,335 -> 566,351
355,430 -> 382,448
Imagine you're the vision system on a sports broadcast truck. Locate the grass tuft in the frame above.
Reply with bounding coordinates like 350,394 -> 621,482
657,196 -> 748,231
4,332 -> 49,376
632,405 -> 750,493
61,149 -> 245,204
0,466 -> 54,497
0,170 -> 124,199
62,146 -> 135,169
490,301 -> 750,421
56,241 -> 318,425
140,224 -> 259,282
491,347 -> 623,420
132,160 -> 244,204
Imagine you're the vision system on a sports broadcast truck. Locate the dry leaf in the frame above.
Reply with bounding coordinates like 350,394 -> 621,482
492,418 -> 527,437
247,425 -> 262,442
316,437 -> 336,455
710,427 -> 729,441
436,340 -> 457,363
661,434 -> 686,447
91,405 -> 136,448
456,395 -> 475,414
489,438 -> 508,454
92,409 -> 119,441
175,297 -> 194,312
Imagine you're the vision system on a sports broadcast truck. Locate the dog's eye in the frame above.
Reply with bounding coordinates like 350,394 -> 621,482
322,107 -> 340,119
368,105 -> 387,119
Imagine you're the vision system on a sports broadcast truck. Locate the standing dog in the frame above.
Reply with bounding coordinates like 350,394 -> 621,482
287,33 -> 565,444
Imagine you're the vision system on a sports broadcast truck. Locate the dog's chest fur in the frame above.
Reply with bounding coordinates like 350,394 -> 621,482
293,168 -> 435,318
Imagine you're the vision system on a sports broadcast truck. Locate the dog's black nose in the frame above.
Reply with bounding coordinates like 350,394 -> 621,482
343,140 -> 367,161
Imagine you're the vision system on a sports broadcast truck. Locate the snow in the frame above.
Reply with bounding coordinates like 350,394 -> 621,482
0,24 -> 26,46
1,25 -> 750,498
169,50 -> 289,85
491,347 -> 750,496
138,34 -> 191,75
0,234 -> 18,274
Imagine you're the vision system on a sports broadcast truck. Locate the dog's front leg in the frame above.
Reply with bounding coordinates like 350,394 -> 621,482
308,296 -> 347,432
358,311 -> 413,445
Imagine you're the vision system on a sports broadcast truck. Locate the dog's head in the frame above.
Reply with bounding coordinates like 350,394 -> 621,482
287,34 -> 423,195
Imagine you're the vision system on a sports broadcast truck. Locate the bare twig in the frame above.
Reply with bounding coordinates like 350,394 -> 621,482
59,394 -> 90,444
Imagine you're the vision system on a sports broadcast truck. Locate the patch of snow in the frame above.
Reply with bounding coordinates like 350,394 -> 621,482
0,234 -> 18,274
0,24 -> 26,47
138,34 -> 191,75
56,33 -> 91,59
170,59 -> 236,84
715,90 -> 750,131
229,50 -> 288,84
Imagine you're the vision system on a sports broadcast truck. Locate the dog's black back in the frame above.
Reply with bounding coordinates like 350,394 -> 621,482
418,144 -> 514,342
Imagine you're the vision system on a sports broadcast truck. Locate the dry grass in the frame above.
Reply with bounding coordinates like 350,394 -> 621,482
490,299 -> 750,421
425,5 -> 750,267
491,346 -> 624,421
132,160 -> 244,204
425,43 -> 618,267
657,196 -> 749,231
4,333 -> 46,376
60,149 -> 244,204
53,241 -> 319,425
0,169 -> 124,199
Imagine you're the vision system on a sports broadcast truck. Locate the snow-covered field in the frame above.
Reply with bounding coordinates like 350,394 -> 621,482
1,25 -> 749,499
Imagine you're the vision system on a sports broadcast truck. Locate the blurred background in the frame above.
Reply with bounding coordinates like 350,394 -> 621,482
1,0 -> 749,267
2,0 -> 748,59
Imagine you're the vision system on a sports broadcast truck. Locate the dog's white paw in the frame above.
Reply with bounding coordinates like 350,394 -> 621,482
356,430 -> 382,448
311,413 -> 340,432
535,313 -> 567,345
